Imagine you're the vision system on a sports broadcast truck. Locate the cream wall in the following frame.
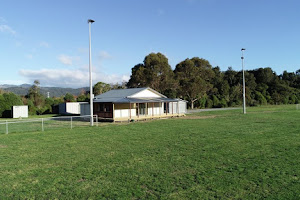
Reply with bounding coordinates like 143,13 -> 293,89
114,102 -> 175,119
114,103 -> 136,118
129,89 -> 161,98
113,102 -> 183,120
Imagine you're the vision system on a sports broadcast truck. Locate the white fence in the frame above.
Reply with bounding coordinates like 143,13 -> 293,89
0,115 -> 98,134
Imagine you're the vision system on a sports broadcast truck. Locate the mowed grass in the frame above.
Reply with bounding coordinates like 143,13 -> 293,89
0,105 -> 299,199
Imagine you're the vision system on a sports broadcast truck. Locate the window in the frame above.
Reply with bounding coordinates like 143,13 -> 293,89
97,103 -> 110,112
136,103 -> 147,115
139,103 -> 146,115
99,104 -> 104,112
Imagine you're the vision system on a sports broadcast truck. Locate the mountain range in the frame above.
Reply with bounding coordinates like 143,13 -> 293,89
0,84 -> 89,97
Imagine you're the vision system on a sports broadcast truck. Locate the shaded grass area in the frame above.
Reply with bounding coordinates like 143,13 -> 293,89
0,105 -> 299,199
0,114 -> 58,121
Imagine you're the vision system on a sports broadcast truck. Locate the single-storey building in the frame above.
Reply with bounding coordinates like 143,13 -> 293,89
93,87 -> 187,121
59,102 -> 89,115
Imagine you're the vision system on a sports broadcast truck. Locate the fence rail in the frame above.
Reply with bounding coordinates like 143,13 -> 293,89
0,115 -> 98,134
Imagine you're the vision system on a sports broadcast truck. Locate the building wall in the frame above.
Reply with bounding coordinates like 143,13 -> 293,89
80,103 -> 90,116
178,101 -> 187,114
94,103 -> 113,118
93,101 -> 186,121
60,102 -> 89,115
114,102 -> 184,120
59,102 -> 80,115
114,103 -> 135,119
147,102 -> 162,116
129,89 -> 162,98
12,105 -> 28,118
58,103 -> 66,114
66,102 -> 81,114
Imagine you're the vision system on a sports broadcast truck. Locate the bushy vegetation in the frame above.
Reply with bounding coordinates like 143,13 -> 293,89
0,91 -> 23,117
0,80 -> 125,117
127,52 -> 300,108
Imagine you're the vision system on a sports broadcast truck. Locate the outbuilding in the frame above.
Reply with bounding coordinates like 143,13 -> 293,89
59,102 -> 89,115
93,87 -> 187,121
12,105 -> 28,118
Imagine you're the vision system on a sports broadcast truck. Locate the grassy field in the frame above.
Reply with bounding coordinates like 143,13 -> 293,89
0,115 -> 94,134
0,105 -> 299,199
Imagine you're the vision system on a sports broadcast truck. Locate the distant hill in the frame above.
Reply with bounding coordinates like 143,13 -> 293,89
0,84 -> 19,88
1,84 -> 89,97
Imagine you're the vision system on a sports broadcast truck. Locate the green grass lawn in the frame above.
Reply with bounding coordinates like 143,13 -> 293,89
0,105 -> 299,199
0,115 -> 93,134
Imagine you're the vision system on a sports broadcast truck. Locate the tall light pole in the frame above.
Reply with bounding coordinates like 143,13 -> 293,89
241,48 -> 246,114
88,19 -> 95,126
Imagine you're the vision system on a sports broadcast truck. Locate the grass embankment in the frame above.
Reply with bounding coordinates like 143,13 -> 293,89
0,105 -> 299,199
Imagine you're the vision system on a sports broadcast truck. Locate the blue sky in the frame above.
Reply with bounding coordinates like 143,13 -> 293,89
1,0 -> 300,88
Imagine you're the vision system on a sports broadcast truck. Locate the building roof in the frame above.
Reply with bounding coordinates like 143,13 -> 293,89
94,87 -> 182,103
94,97 -> 180,103
94,87 -> 148,99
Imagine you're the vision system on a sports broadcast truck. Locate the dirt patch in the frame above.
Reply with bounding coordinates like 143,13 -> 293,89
0,145 -> 7,148
183,115 -> 217,119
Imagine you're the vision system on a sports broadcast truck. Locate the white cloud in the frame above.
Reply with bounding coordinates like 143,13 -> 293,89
0,24 -> 16,35
99,51 -> 112,60
58,54 -> 73,65
40,41 -> 49,48
19,68 -> 130,88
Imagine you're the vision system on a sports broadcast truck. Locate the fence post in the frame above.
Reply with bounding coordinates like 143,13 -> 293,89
71,117 -> 73,129
42,118 -> 44,132
6,121 -> 8,134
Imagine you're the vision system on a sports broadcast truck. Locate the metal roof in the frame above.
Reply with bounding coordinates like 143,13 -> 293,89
94,97 -> 181,103
93,87 -> 184,104
94,87 -> 147,99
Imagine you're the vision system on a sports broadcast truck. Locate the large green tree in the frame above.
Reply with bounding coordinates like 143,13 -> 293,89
174,57 -> 214,109
64,93 -> 75,102
126,64 -> 147,88
0,92 -> 23,117
27,80 -> 46,114
93,82 -> 111,96
127,53 -> 175,95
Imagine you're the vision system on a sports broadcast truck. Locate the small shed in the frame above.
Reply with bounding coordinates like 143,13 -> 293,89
59,102 -> 89,115
12,105 -> 28,118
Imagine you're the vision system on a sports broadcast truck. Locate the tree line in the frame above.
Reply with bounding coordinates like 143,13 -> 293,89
0,80 -> 124,117
126,52 -> 300,109
1,52 -> 300,117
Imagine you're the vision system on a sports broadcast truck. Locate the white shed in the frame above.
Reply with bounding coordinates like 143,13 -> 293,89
59,102 -> 89,115
12,105 -> 28,118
